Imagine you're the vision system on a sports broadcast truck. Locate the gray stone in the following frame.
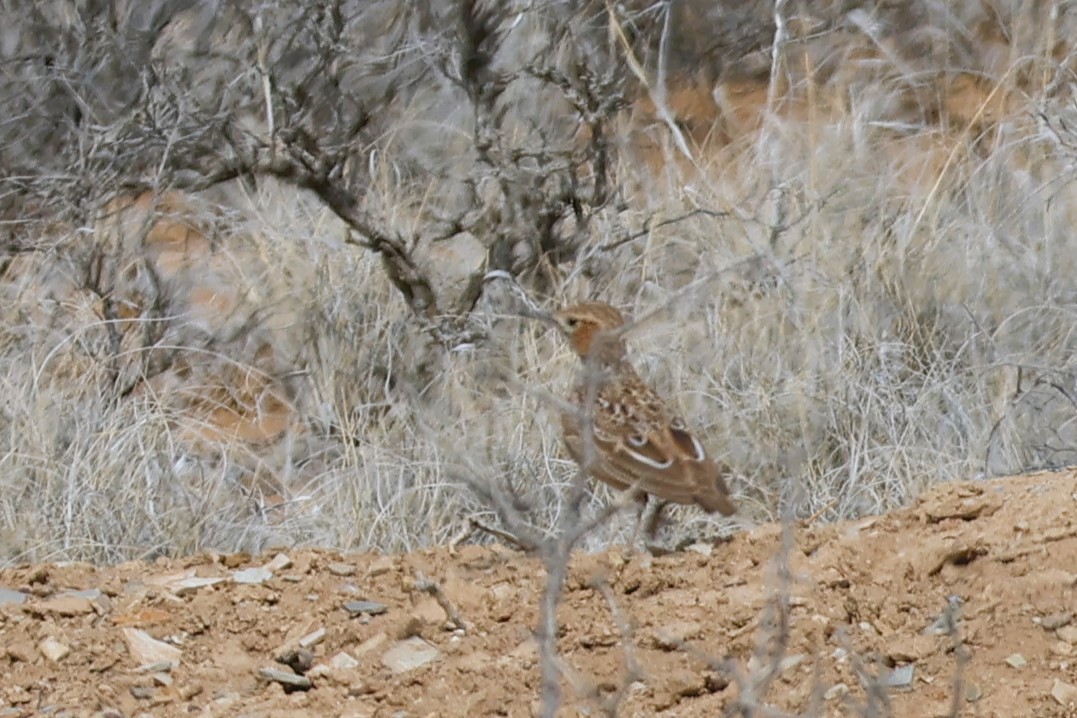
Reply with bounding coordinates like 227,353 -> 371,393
344,600 -> 387,616
381,637 -> 440,674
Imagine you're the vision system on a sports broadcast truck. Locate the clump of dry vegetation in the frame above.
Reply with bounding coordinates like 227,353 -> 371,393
0,0 -> 1076,571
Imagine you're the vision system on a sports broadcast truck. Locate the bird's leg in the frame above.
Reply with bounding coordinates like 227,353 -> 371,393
641,498 -> 669,545
624,490 -> 650,552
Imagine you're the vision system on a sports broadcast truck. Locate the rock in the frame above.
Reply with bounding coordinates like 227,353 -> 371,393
1057,625 -> 1077,645
880,664 -> 914,688
276,648 -> 314,674
298,627 -> 326,648
147,571 -> 226,596
38,638 -> 71,663
265,553 -> 293,572
1004,653 -> 1027,669
329,652 -> 360,670
31,596 -> 95,617
367,556 -> 396,577
380,637 -> 440,674
0,587 -> 28,605
344,600 -> 388,616
1051,679 -> 1077,706
327,562 -> 356,576
824,683 -> 849,700
257,667 -> 312,691
1039,612 -> 1073,631
231,567 -> 273,585
122,628 -> 182,668
134,661 -> 176,674
7,641 -> 37,663
649,621 -> 702,650
965,682 -> 983,702
60,588 -> 103,601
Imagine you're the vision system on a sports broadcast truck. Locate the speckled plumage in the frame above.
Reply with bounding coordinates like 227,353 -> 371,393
553,302 -> 736,515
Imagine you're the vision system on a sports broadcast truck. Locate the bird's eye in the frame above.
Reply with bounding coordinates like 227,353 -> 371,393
565,318 -> 579,328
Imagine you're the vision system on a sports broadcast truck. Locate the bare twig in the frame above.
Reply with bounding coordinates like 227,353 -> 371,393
414,572 -> 469,632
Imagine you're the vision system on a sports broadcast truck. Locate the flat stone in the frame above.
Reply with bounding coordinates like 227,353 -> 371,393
32,596 -> 95,617
231,567 -> 273,585
0,587 -> 28,605
327,562 -> 356,577
147,570 -> 226,596
380,637 -> 440,674
1005,653 -> 1027,669
1051,679 -> 1077,706
1039,612 -> 1073,631
880,664 -> 915,688
344,600 -> 387,616
257,667 -> 312,690
329,652 -> 360,670
122,628 -> 182,668
60,588 -> 103,601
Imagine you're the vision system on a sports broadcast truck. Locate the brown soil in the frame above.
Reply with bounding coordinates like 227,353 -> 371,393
2,471 -> 1076,718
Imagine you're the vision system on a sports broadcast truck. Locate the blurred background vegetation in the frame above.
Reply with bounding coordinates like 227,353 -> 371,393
2,0 -> 1076,563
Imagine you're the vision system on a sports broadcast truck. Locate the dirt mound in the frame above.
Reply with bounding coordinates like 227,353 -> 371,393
2,470 -> 1076,717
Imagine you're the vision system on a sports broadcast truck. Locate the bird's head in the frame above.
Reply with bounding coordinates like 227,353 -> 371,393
551,302 -> 628,363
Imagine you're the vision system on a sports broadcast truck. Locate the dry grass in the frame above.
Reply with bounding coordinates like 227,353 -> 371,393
2,2 -> 1077,565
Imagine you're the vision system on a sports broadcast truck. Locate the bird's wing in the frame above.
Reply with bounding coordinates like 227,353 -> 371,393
563,374 -> 736,515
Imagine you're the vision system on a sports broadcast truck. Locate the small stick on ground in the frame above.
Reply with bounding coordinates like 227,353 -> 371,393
468,516 -> 536,552
414,572 -> 469,632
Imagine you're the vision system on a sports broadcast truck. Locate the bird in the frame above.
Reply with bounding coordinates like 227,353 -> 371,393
545,301 -> 736,526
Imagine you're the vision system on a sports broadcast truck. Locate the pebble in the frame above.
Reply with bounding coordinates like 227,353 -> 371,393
38,638 -> 71,663
1005,653 -> 1027,669
329,652 -> 360,670
257,667 -> 312,691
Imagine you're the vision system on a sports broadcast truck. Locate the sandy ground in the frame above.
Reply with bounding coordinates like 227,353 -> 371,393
2,471 -> 1076,718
